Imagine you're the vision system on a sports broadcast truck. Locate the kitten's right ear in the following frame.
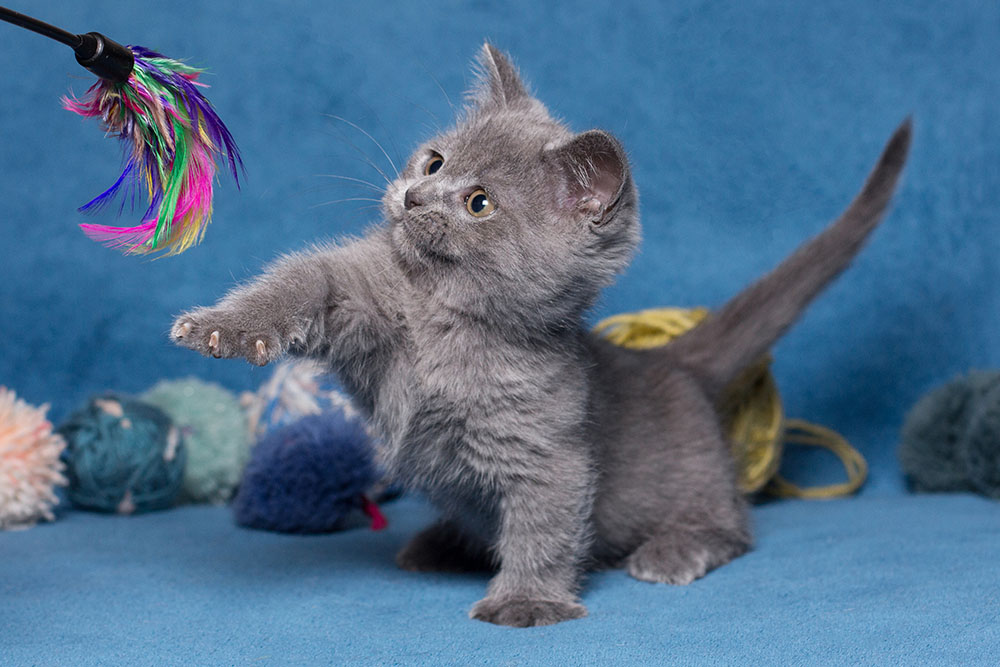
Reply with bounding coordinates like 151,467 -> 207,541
546,130 -> 630,226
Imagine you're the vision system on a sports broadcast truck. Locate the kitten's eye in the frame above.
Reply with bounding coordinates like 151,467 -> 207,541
465,189 -> 496,217
424,153 -> 444,176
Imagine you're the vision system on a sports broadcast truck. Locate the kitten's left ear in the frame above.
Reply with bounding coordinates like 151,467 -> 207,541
547,130 -> 630,226
470,42 -> 530,110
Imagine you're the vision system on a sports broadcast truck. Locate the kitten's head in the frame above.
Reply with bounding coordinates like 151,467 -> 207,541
383,44 -> 640,322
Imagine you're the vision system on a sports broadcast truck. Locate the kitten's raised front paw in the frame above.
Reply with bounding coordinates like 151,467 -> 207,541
469,596 -> 587,627
171,307 -> 283,366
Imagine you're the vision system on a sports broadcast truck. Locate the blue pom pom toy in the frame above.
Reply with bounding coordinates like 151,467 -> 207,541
57,394 -> 186,514
899,371 -> 1000,499
232,412 -> 386,533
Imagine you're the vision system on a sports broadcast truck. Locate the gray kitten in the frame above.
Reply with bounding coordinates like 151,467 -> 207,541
172,44 -> 910,627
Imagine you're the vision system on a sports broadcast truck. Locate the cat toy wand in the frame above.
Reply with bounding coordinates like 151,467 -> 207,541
0,6 -> 242,256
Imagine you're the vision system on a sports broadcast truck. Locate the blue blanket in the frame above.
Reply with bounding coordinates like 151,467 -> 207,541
5,496 -> 999,665
1,0 -> 998,663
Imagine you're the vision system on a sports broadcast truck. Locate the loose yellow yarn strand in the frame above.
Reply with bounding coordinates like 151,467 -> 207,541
765,419 -> 868,499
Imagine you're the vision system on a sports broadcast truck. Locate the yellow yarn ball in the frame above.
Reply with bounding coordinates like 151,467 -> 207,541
594,307 -> 781,493
594,307 -> 866,497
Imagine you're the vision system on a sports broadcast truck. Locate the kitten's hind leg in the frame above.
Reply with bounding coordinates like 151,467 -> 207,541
623,447 -> 752,585
396,519 -> 496,573
625,523 -> 751,585
596,366 -> 753,585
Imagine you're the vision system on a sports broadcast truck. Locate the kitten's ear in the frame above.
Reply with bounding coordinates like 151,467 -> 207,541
469,42 -> 530,110
547,130 -> 630,225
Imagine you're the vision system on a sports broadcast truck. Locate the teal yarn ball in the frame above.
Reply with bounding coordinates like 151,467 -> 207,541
57,394 -> 185,514
143,378 -> 250,504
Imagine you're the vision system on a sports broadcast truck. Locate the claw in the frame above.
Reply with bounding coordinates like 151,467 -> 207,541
256,339 -> 266,358
175,321 -> 192,339
209,331 -> 220,348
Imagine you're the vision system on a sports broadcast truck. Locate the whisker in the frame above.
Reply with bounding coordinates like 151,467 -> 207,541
358,103 -> 406,174
418,60 -> 455,115
317,174 -> 385,194
325,114 -> 400,177
359,154 -> 393,186
309,197 -> 383,210
341,137 -> 394,185
320,126 -> 394,186
299,184 -> 376,197
407,98 -> 443,134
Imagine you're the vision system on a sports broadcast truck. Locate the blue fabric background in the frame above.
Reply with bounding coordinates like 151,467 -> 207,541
1,1 -> 998,663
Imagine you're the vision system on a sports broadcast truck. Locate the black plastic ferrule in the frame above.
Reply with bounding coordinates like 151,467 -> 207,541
74,32 -> 134,83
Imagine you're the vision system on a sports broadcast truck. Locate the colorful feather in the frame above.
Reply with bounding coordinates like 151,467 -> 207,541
63,46 -> 241,256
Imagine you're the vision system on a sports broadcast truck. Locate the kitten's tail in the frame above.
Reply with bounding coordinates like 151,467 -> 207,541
666,119 -> 912,398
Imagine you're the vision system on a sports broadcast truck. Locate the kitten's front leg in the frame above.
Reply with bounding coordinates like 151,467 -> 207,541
469,456 -> 594,628
172,251 -> 336,366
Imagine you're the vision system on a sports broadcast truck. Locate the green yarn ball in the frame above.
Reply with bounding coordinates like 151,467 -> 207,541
143,378 -> 250,504
58,394 -> 185,514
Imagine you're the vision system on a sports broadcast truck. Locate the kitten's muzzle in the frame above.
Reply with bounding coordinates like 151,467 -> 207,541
404,187 -> 425,210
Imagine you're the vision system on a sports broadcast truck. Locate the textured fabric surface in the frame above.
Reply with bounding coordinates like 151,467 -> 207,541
0,0 -> 997,492
1,1 -> 999,663
3,495 -> 999,665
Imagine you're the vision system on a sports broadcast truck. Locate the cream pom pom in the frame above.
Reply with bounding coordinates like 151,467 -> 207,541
0,387 -> 67,529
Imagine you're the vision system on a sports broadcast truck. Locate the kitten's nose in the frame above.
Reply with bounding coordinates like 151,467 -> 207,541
404,187 -> 424,210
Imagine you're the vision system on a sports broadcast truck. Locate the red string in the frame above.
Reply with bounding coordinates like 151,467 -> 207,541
361,495 -> 388,531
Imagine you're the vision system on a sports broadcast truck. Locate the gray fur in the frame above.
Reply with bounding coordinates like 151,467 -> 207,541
172,43 -> 911,627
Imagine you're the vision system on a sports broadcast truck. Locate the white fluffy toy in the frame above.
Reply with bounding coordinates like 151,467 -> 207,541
0,387 -> 67,529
